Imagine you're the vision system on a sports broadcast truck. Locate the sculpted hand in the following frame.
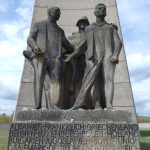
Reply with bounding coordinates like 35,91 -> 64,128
23,50 -> 32,60
63,54 -> 73,62
111,55 -> 119,64
33,46 -> 42,53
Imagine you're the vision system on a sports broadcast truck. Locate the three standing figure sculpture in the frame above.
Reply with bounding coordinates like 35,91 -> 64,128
25,3 -> 122,111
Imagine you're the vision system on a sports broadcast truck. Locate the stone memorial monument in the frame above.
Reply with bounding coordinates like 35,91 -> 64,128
8,0 -> 140,150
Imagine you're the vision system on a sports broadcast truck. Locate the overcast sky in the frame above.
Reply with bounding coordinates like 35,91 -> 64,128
0,0 -> 150,115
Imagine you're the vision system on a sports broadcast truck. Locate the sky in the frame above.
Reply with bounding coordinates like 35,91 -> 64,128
0,0 -> 150,116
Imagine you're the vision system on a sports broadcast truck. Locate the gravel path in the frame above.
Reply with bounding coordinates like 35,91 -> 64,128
139,123 -> 150,130
0,123 -> 10,133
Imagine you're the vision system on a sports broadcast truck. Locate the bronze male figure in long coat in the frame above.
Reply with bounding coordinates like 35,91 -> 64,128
27,7 -> 74,109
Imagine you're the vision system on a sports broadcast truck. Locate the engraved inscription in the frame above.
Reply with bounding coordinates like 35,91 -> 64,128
8,123 -> 140,150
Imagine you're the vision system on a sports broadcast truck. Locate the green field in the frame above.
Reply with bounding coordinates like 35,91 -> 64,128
140,130 -> 150,150
0,131 -> 9,150
0,130 -> 150,149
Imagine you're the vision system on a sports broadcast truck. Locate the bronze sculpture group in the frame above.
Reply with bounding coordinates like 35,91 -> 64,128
24,4 -> 122,111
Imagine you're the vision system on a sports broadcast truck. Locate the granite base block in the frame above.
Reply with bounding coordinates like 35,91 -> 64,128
15,109 -> 132,122
8,122 -> 140,150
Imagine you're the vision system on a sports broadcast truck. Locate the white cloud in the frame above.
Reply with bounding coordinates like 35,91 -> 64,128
132,79 -> 150,102
0,81 -> 17,99
127,53 -> 150,82
132,79 -> 150,115
16,7 -> 31,19
116,0 -> 150,115
20,0 -> 35,7
2,24 -> 18,38
117,0 -> 150,55
0,99 -> 16,115
0,0 -> 34,115
0,39 -> 24,54
117,0 -> 150,26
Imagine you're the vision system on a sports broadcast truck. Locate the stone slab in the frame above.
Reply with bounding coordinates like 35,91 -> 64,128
118,48 -> 126,62
14,106 -> 137,122
35,0 -> 116,9
17,82 -> 34,106
32,6 -> 119,25
8,122 -> 140,150
17,82 -> 47,107
113,82 -> 134,106
113,107 -> 137,122
21,60 -> 34,83
15,110 -> 132,122
114,61 -> 130,83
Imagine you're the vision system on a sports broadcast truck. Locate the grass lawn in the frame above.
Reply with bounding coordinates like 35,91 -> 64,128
0,131 -> 9,150
140,130 -> 150,150
0,130 -> 150,149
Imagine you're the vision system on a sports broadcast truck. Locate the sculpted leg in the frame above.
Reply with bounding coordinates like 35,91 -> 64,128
49,79 -> 61,108
27,56 -> 42,109
38,60 -> 47,109
31,58 -> 40,107
33,58 -> 51,109
48,59 -> 61,109
72,61 -> 100,109
44,75 -> 51,109
104,60 -> 116,109
91,84 -> 102,110
105,77 -> 114,107
23,51 -> 45,109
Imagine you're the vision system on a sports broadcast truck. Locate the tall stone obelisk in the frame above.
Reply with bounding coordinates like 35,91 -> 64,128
14,0 -> 137,121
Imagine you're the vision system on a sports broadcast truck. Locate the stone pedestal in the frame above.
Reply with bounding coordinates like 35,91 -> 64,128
11,0 -> 140,149
15,109 -> 132,122
8,110 -> 140,150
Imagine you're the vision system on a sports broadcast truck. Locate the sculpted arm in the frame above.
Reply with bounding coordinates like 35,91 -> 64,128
62,31 -> 75,53
111,25 -> 122,63
65,37 -> 87,62
27,23 -> 41,53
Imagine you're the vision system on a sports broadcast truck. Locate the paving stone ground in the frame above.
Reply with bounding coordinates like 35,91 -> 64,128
0,123 -> 10,133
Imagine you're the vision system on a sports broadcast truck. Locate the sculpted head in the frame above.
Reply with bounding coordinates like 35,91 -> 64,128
94,3 -> 106,18
47,7 -> 61,22
76,16 -> 89,31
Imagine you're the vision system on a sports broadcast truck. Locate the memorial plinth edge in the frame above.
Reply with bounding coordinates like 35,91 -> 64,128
15,109 -> 132,122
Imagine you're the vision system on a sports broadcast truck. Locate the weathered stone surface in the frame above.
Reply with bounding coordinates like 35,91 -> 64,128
60,26 -> 78,37
17,82 -> 34,106
14,106 -> 137,122
21,60 -> 34,83
113,106 -> 137,122
35,0 -> 116,9
8,122 -> 140,150
15,109 -> 132,122
113,83 -> 134,106
17,82 -> 47,106
118,47 -> 126,61
32,6 -> 119,25
114,61 -> 130,83
16,110 -> 62,121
